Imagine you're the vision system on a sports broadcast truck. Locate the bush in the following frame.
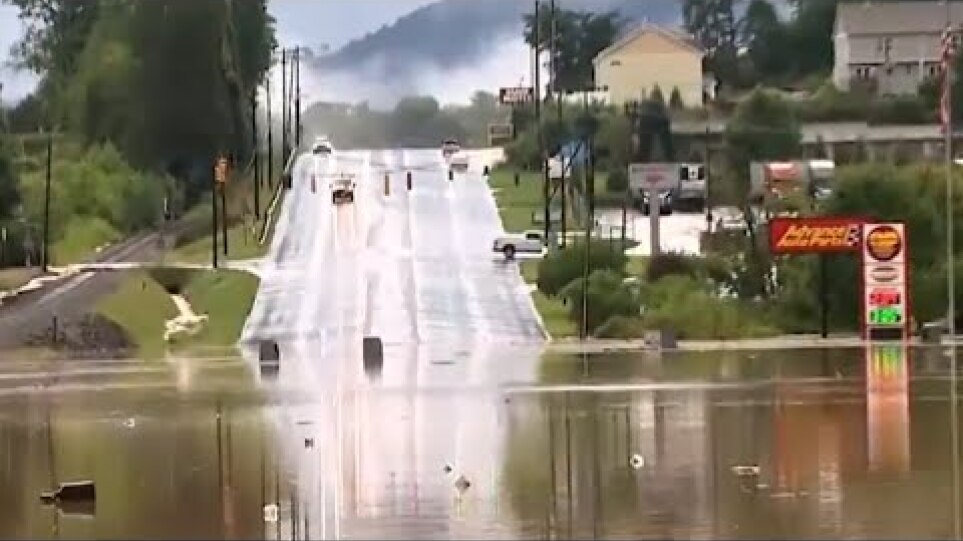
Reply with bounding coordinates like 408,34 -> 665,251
606,167 -> 628,193
594,315 -> 648,339
642,275 -> 778,339
536,241 -> 627,296
560,269 -> 641,333
645,252 -> 701,283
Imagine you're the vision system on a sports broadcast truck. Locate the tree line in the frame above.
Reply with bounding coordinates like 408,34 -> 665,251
3,0 -> 276,206
0,0 -> 276,266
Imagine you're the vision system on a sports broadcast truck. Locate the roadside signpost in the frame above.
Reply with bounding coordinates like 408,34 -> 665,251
498,87 -> 534,105
628,162 -> 676,256
768,216 -> 910,341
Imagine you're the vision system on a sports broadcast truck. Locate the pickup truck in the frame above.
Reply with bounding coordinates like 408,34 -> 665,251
493,231 -> 545,260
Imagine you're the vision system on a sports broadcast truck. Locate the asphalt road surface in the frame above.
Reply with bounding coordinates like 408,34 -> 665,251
240,147 -> 546,538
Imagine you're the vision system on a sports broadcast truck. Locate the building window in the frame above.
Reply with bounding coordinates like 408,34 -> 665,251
930,64 -> 939,77
609,60 -> 621,67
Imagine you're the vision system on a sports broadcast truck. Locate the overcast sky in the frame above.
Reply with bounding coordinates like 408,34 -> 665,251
0,0 -> 437,104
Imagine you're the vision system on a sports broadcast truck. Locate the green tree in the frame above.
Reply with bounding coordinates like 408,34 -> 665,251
741,0 -> 788,79
669,86 -> 684,109
0,143 -> 20,220
683,0 -> 739,84
649,84 -> 666,105
787,0 -> 837,76
523,7 -> 622,93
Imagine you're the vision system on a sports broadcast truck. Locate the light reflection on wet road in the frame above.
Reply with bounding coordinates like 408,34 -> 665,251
2,345 -> 963,539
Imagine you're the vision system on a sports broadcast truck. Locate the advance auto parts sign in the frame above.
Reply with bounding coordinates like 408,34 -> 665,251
768,217 -> 864,255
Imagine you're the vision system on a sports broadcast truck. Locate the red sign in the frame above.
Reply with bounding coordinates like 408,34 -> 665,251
768,216 -> 866,255
868,287 -> 902,307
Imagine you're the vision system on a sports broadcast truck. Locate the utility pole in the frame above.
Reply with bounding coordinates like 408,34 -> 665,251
535,0 -> 549,245
221,172 -> 229,257
212,160 -> 219,269
281,49 -> 287,162
252,92 -> 260,220
550,0 -> 567,248
267,74 -> 273,188
42,132 -> 51,272
581,133 -> 595,340
295,46 -> 302,148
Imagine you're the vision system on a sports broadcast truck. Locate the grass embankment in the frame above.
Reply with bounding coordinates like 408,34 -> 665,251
170,163 -> 286,265
95,267 -> 259,358
0,268 -> 40,291
96,270 -> 177,359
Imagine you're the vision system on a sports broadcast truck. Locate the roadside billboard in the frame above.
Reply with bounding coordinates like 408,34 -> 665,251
768,216 -> 865,255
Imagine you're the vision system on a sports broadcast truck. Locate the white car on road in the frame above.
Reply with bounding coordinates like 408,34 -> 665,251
442,139 -> 460,157
493,231 -> 545,260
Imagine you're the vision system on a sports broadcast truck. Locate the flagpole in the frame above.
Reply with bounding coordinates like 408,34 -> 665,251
944,5 -> 960,540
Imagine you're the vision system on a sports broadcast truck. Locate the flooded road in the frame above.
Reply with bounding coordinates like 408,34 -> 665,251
1,345 -> 962,539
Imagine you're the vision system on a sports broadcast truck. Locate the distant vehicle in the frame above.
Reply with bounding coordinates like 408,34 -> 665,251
331,174 -> 355,204
493,230 -> 545,260
713,206 -> 746,233
449,151 -> 469,172
641,190 -> 673,216
748,159 -> 834,202
312,136 -> 334,155
442,139 -> 461,157
674,163 -> 707,212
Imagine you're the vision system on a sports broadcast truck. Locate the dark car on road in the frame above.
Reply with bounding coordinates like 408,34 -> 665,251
641,190 -> 673,216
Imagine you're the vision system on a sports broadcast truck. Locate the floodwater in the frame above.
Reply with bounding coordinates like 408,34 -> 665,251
0,345 -> 961,539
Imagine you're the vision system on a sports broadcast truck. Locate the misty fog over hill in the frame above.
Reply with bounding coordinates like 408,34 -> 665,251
303,0 -> 684,109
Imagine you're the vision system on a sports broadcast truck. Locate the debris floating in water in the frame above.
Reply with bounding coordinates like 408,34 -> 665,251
263,504 -> 279,523
731,465 -> 761,477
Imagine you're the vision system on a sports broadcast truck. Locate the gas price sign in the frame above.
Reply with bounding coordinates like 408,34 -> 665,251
862,222 -> 910,339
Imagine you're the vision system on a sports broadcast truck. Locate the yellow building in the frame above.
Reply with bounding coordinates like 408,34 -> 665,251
593,24 -> 707,107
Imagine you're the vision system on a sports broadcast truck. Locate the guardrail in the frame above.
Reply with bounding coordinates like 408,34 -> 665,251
257,146 -> 298,245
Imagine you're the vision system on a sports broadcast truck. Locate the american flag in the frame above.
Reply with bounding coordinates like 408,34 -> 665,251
941,26 -> 957,133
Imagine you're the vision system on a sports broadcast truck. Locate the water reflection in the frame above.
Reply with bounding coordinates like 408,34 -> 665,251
1,345 -> 963,539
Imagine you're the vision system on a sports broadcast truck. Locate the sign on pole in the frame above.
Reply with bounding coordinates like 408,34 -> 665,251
488,123 -> 514,145
768,216 -> 864,255
862,222 -> 910,340
628,163 -> 676,193
498,87 -> 534,105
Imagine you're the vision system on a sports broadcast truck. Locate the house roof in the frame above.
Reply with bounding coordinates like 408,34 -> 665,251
593,23 -> 703,65
836,0 -> 963,35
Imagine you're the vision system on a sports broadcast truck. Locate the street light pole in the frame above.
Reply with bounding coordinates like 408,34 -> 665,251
534,0 -> 550,245
42,131 -> 51,273
295,46 -> 302,148
281,49 -> 287,162
267,73 -> 273,188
